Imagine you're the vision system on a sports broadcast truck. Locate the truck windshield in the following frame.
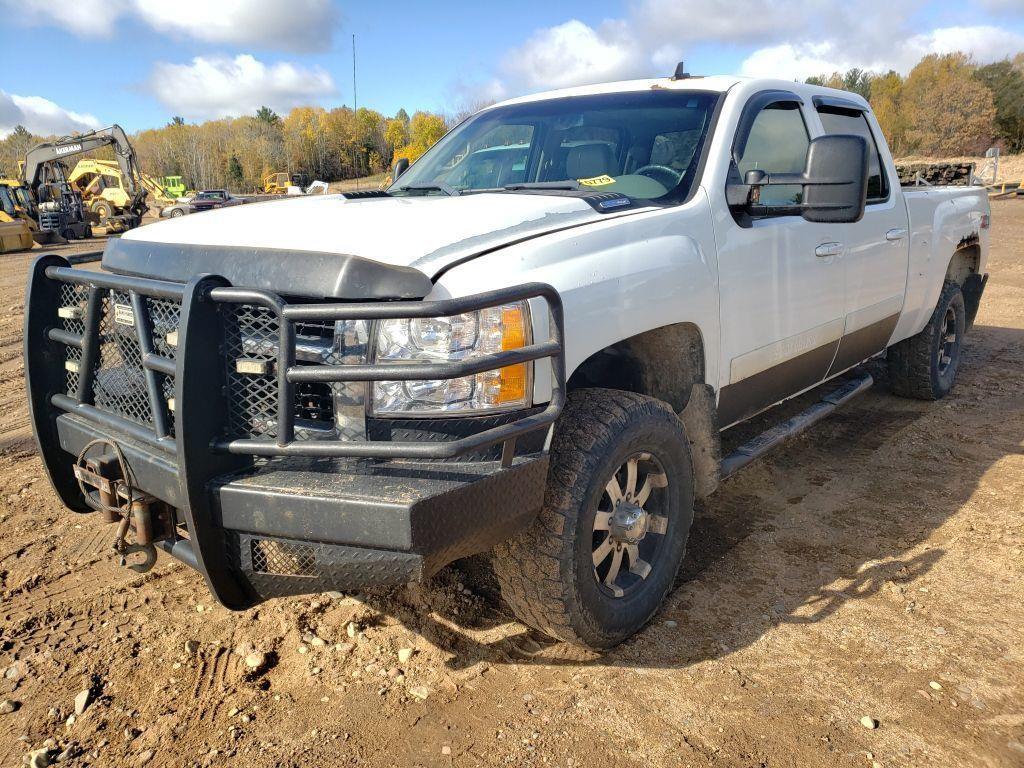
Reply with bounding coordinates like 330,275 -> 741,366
388,90 -> 719,203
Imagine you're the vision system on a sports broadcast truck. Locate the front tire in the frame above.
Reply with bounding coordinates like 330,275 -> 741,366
92,200 -> 114,226
888,280 -> 966,400
492,389 -> 694,649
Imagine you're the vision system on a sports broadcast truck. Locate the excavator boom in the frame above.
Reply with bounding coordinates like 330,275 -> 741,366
23,125 -> 149,232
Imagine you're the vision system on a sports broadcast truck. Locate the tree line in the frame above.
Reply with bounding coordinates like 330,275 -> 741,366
807,52 -> 1024,156
1,51 -> 1022,191
0,105 -> 451,192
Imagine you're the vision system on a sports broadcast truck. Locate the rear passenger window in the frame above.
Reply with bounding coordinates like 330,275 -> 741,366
817,108 -> 889,202
737,103 -> 809,207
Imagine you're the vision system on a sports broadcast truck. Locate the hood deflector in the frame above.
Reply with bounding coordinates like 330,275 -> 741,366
102,239 -> 434,300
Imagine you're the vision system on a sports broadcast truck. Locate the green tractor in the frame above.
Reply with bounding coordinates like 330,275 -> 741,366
159,176 -> 190,199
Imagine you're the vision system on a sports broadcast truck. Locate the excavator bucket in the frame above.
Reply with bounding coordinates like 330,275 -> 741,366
31,228 -> 67,246
0,218 -> 35,253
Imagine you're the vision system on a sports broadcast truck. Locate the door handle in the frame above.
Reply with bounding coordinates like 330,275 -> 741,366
815,242 -> 844,258
885,228 -> 908,241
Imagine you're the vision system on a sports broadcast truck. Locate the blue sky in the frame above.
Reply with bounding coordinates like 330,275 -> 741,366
1,0 -> 1022,136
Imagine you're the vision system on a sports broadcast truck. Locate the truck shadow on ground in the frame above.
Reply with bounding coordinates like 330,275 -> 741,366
357,322 -> 1023,670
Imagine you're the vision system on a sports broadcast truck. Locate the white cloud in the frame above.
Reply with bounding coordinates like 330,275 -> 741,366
975,0 -> 1023,14
740,25 -> 1024,80
503,20 -> 643,91
132,0 -> 338,51
631,0 -> 808,46
906,26 -> 1024,66
148,55 -> 336,120
492,0 -> 823,95
0,0 -> 338,50
0,90 -> 102,138
2,0 -> 120,37
739,44 -> 853,82
481,1 -> 1024,100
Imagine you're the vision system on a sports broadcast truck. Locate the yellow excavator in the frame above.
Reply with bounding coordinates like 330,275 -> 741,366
0,184 -> 34,253
68,159 -> 177,225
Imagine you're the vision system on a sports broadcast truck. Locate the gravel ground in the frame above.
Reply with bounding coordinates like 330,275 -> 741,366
0,203 -> 1022,767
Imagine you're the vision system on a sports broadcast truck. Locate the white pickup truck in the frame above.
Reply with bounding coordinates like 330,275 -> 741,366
26,71 -> 990,649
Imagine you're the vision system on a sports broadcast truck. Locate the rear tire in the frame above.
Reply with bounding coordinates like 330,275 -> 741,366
492,388 -> 694,649
888,280 -> 966,400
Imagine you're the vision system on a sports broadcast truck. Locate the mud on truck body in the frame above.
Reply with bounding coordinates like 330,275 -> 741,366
26,73 -> 990,649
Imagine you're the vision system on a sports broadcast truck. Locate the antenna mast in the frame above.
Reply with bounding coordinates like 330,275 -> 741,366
353,33 -> 359,189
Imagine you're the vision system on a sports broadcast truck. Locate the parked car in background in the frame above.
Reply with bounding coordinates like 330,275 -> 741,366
188,189 -> 245,213
158,199 -> 192,218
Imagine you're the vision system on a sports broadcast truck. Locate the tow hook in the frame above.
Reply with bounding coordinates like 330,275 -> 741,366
72,439 -> 169,574
110,502 -> 158,574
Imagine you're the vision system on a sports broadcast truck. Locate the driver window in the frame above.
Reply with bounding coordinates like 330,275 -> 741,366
737,103 -> 809,207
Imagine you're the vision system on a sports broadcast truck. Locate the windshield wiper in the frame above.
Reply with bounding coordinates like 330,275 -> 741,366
503,181 -> 581,191
399,182 -> 460,196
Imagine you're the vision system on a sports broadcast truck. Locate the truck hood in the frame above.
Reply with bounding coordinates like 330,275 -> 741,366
106,192 -> 615,299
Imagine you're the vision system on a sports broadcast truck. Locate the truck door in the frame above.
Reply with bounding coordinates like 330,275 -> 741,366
812,98 -> 910,377
713,91 -> 846,427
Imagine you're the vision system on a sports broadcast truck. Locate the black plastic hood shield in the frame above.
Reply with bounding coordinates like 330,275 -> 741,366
101,238 -> 434,300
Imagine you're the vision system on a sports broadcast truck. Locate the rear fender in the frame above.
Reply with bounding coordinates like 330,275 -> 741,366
893,189 -> 990,343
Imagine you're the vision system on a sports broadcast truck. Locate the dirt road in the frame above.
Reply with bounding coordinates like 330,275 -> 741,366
1,207 -> 1022,768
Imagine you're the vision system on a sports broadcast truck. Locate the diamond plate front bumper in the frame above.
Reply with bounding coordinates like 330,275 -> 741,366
25,255 -> 561,607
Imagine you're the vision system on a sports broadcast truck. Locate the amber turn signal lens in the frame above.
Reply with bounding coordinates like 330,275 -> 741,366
497,305 -> 528,404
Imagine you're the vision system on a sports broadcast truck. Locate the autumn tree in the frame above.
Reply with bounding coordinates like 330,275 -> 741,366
902,53 -> 996,155
869,71 -> 909,155
807,69 -> 874,100
974,56 -> 1024,152
0,125 -> 39,176
384,118 -> 409,157
393,112 -> 448,164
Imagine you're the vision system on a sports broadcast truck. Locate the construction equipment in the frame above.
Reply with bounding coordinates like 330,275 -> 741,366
158,175 -> 189,199
69,159 -> 176,225
262,171 -> 290,194
0,177 -> 62,245
0,185 -> 34,253
262,172 -> 310,195
23,124 -> 148,236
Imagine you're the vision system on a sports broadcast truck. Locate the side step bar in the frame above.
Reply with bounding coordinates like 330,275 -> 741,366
720,373 -> 874,479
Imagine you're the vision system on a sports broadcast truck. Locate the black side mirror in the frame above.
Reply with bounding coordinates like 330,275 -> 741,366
393,157 -> 409,181
727,134 -> 869,224
800,134 -> 869,223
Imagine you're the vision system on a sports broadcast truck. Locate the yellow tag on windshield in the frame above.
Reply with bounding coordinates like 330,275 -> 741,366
577,175 -> 616,187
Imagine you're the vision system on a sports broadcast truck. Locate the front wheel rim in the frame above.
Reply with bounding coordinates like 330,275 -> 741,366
591,452 -> 670,599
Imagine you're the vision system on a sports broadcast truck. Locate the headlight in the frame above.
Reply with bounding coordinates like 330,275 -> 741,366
372,301 -> 532,416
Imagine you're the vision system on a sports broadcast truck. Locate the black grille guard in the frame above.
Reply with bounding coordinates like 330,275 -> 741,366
28,255 -> 566,461
25,254 -> 566,608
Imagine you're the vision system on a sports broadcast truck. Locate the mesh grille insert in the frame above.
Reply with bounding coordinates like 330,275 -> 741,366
224,304 -> 281,439
60,283 -> 89,396
223,305 -> 343,440
93,291 -> 153,426
251,538 -> 318,577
